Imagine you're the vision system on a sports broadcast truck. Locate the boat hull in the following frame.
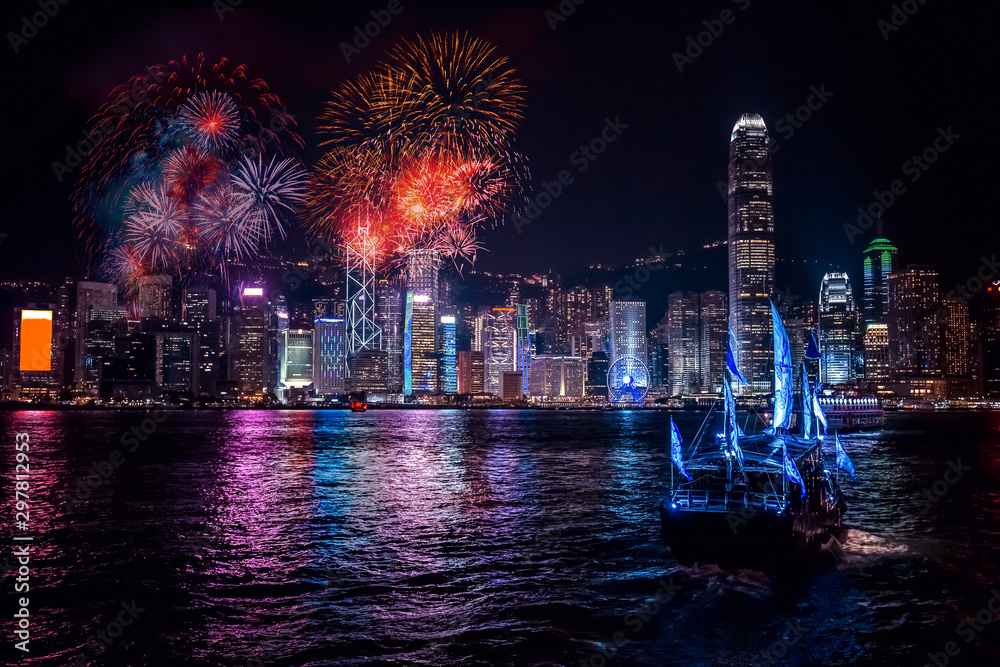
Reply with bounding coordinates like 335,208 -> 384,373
659,502 -> 845,571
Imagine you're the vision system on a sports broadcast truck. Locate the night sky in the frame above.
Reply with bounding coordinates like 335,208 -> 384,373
3,0 -> 991,297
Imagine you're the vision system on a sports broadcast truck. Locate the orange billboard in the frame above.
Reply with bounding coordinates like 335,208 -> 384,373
19,310 -> 52,372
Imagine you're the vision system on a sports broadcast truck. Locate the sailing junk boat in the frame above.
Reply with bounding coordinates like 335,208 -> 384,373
659,303 -> 856,571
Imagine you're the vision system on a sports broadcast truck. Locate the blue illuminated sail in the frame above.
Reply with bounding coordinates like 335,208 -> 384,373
782,444 -> 807,499
671,417 -> 692,481
812,384 -> 828,435
835,432 -> 856,479
724,377 -> 745,467
805,331 -> 821,360
769,301 -> 793,433
727,329 -> 748,385
801,364 -> 814,439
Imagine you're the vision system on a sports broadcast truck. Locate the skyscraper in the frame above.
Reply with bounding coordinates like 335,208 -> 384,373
313,318 -> 347,396
887,265 -> 942,395
863,323 -> 891,392
484,307 -> 516,394
727,113 -> 775,394
698,290 -> 728,393
13,305 -> 60,400
666,291 -> 727,395
818,272 -> 859,386
404,251 -> 440,394
279,328 -> 314,401
457,350 -> 484,395
438,309 -> 457,394
862,231 -> 898,326
376,280 -> 403,394
667,292 -> 699,395
137,275 -> 173,320
74,281 -> 118,390
235,287 -> 268,400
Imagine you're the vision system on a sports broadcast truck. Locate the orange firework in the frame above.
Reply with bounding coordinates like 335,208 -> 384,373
307,32 -> 530,270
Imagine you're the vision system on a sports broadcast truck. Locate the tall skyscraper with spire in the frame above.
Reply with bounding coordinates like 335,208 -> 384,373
727,113 -> 775,394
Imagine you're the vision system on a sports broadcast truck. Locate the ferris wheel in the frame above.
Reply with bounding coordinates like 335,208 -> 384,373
608,356 -> 649,403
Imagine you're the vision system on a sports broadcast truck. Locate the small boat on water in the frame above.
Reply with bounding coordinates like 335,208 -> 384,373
348,391 -> 368,412
660,302 -> 857,571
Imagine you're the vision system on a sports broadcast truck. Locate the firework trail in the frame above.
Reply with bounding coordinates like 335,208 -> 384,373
308,32 -> 529,271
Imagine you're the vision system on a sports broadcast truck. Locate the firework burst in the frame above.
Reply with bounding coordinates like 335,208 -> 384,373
179,91 -> 241,152
308,32 -> 529,272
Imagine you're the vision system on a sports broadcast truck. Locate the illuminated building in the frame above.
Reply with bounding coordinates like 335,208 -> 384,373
279,328 -> 313,402
888,265 -> 941,394
862,232 -> 898,326
516,304 -> 531,395
13,306 -> 58,400
983,284 -> 1000,398
484,307 -> 516,394
528,355 -> 584,398
500,371 -> 523,401
587,352 -> 609,396
74,281 -> 118,391
666,291 -> 726,395
83,305 -> 127,395
348,349 -> 389,399
863,323 -> 891,393
438,310 -> 457,394
235,287 -> 268,400
458,350 -> 484,394
149,331 -> 196,395
404,251 -> 440,394
667,292 -> 699,395
314,318 -> 347,396
942,297 -> 977,397
405,294 -> 437,394
137,274 -> 173,320
727,113 -> 775,394
699,291 -> 728,393
818,272 -> 859,386
376,280 -> 403,394
183,287 -> 221,395
185,287 -> 217,323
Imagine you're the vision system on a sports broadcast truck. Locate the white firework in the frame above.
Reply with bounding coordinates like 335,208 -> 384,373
231,155 -> 308,244
124,182 -> 185,270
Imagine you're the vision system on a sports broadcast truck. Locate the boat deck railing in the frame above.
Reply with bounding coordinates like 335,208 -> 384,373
670,488 -> 787,514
